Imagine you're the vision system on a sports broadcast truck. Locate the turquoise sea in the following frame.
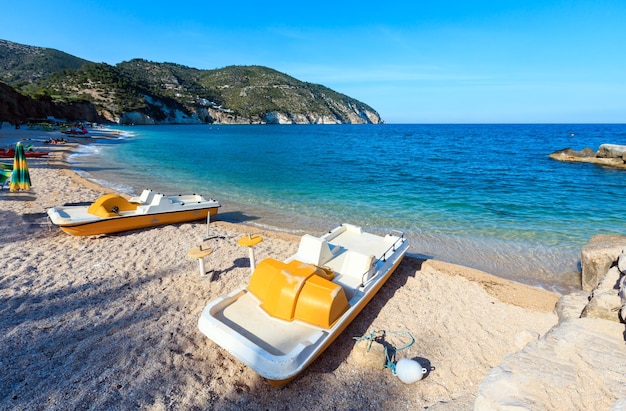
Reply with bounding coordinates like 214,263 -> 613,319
69,124 -> 626,292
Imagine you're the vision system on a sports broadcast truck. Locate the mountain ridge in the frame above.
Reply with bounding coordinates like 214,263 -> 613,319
0,39 -> 383,125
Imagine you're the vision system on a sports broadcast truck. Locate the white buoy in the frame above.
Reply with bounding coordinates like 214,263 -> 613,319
395,358 -> 427,384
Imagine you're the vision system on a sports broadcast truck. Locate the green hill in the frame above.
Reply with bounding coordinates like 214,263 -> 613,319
0,39 -> 88,86
0,40 -> 382,125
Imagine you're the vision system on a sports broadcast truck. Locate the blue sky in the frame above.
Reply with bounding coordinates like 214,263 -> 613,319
2,1 -> 625,123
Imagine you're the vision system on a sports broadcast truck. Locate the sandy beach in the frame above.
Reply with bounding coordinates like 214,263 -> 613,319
0,128 -> 566,410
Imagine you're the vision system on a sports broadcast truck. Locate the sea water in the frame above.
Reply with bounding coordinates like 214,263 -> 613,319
68,124 -> 626,292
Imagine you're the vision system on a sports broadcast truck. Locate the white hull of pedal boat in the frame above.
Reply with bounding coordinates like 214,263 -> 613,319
198,223 -> 408,386
47,189 -> 220,236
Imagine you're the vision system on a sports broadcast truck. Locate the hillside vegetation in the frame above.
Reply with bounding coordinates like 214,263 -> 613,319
0,39 -> 88,86
0,40 -> 382,125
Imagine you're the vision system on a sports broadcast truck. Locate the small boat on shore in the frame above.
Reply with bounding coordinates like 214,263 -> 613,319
61,125 -> 88,135
0,148 -> 49,158
47,189 -> 221,236
198,223 -> 408,386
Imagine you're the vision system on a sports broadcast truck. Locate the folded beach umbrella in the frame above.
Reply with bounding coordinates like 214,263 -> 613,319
10,142 -> 31,192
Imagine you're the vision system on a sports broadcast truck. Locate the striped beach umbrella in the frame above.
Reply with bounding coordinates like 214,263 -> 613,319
10,142 -> 31,192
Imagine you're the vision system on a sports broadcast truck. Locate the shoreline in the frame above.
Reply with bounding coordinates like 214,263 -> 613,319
58,125 -> 584,294
0,127 -> 563,409
2,127 -> 562,309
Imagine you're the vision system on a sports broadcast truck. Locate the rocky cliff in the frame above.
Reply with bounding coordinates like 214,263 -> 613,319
0,81 -> 104,124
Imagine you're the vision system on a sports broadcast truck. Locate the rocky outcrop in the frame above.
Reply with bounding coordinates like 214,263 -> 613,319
475,318 -> 626,411
260,110 -> 378,125
475,236 -> 626,410
581,247 -> 626,322
581,234 -> 626,292
119,103 -> 383,126
550,145 -> 626,169
581,265 -> 622,321
119,111 -> 155,126
599,144 -> 626,159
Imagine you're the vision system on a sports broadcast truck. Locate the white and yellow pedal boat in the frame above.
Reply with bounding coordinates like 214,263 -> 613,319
47,189 -> 220,236
198,223 -> 408,386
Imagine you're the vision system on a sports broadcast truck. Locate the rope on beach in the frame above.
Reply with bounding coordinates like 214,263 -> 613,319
353,329 -> 415,376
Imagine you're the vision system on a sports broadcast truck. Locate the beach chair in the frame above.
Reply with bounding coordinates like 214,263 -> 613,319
129,189 -> 155,204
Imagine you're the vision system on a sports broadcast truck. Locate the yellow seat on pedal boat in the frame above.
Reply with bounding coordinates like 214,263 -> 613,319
247,259 -> 348,329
